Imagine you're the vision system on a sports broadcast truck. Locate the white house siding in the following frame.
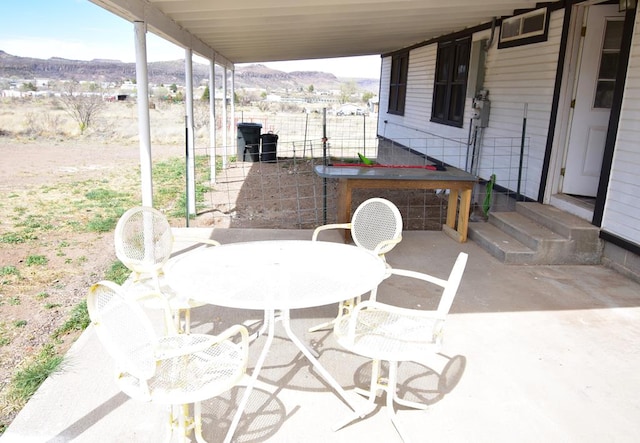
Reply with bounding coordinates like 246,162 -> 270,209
378,10 -> 564,198
601,11 -> 640,246
378,45 -> 472,171
478,9 -> 564,199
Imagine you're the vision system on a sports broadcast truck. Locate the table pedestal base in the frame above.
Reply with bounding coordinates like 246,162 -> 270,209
224,309 -> 374,442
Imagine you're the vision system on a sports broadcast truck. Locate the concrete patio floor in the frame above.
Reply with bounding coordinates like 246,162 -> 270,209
2,229 -> 640,443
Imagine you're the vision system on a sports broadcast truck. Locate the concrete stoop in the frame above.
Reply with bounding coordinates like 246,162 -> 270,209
468,202 -> 602,265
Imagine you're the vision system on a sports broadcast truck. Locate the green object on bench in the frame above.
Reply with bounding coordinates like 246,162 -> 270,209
358,152 -> 374,165
483,174 -> 496,218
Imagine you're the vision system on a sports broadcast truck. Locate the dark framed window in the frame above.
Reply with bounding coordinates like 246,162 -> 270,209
431,37 -> 470,127
594,19 -> 624,109
388,51 -> 409,115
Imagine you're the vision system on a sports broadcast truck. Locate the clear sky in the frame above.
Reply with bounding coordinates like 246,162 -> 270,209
0,0 -> 381,79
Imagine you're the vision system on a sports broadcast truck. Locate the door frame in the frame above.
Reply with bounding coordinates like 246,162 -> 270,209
545,1 -> 635,223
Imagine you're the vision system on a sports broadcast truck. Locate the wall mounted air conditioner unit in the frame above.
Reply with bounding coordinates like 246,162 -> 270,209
498,7 -> 549,49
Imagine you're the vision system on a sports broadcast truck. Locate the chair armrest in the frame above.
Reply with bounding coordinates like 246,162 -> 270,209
312,223 -> 351,241
214,324 -> 250,364
156,324 -> 249,361
352,300 -> 443,320
373,235 -> 403,256
369,267 -> 447,303
214,324 -> 249,346
388,267 -> 448,289
344,300 -> 443,341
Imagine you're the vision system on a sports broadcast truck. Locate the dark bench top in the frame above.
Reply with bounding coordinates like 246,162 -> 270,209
314,165 -> 478,182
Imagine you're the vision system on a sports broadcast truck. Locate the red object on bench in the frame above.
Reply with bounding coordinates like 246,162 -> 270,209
330,163 -> 446,171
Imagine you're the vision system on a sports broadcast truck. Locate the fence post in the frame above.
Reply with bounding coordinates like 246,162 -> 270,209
303,112 -> 309,158
363,113 -> 366,159
322,108 -> 328,224
517,103 -> 527,201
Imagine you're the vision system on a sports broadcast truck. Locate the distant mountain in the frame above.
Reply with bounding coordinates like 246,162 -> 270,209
0,51 -> 378,92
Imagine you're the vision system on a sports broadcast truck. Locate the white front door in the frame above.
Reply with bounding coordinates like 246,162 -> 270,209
562,4 -> 624,197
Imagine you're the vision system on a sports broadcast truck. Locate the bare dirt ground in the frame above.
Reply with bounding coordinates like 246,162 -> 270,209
0,139 -> 180,428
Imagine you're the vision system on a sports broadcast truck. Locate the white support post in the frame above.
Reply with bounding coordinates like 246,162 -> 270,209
209,59 -> 217,184
222,67 -> 229,168
185,49 -> 196,216
134,21 -> 153,207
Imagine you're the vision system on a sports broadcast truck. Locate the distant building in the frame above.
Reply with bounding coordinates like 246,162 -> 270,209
1,90 -> 22,98
265,94 -> 282,102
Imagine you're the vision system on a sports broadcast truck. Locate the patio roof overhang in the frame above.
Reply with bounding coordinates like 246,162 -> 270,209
89,0 -> 560,68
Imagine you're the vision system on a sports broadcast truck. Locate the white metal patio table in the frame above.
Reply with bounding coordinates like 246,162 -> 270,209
164,239 -> 388,442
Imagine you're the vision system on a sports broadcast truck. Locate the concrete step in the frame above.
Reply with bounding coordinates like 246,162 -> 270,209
469,202 -> 603,265
467,221 -> 537,264
489,211 -> 566,252
516,202 -> 599,240
516,202 -> 603,261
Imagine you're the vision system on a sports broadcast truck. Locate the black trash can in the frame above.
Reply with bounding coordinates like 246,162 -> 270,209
237,122 -> 262,162
260,132 -> 279,163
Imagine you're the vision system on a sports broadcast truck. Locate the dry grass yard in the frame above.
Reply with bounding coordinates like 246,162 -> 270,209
0,97 -> 214,431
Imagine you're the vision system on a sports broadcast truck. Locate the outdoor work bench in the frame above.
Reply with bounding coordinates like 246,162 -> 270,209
314,164 -> 478,243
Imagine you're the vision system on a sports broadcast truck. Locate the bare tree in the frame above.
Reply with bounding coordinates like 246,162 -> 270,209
58,81 -> 105,133
340,80 -> 357,104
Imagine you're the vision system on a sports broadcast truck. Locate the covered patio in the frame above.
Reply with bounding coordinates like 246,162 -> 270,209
4,1 -> 638,440
3,229 -> 639,442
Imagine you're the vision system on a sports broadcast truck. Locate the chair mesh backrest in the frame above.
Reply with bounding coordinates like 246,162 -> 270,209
114,206 -> 173,275
351,198 -> 403,254
87,281 -> 157,380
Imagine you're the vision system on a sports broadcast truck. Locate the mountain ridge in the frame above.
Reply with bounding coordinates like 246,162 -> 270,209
0,50 -> 379,92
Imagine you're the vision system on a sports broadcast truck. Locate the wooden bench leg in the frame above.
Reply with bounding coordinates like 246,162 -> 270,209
457,188 -> 472,242
337,179 -> 352,243
446,189 -> 459,231
442,187 -> 471,243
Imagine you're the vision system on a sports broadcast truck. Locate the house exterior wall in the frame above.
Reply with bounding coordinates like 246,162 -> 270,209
378,6 -> 640,274
601,10 -> 640,246
479,10 -> 564,199
378,9 -> 565,200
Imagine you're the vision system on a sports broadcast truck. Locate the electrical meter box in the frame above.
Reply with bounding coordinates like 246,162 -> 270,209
472,90 -> 490,128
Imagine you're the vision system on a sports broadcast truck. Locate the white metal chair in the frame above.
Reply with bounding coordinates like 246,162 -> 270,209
309,197 -> 403,332
333,252 -> 468,442
114,206 -> 220,333
87,281 -> 249,443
